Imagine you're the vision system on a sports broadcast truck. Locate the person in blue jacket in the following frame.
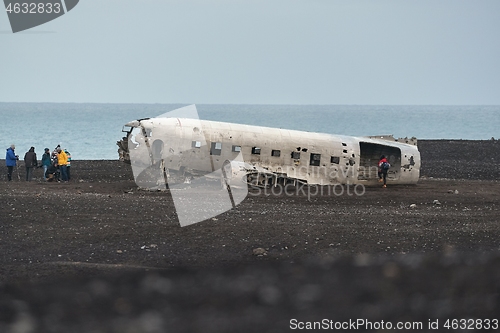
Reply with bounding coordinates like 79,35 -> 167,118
5,144 -> 19,181
41,148 -> 52,181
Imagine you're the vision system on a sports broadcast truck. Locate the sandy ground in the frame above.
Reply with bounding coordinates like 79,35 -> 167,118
0,140 -> 499,332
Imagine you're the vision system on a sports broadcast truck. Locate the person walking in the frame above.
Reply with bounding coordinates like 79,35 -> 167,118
24,147 -> 38,181
41,148 -> 51,181
5,144 -> 19,181
57,148 -> 69,182
378,155 -> 390,188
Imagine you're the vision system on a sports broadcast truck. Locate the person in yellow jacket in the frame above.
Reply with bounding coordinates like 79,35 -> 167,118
57,148 -> 69,182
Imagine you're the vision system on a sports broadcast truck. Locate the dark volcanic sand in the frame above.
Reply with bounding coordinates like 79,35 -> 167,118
0,140 -> 499,332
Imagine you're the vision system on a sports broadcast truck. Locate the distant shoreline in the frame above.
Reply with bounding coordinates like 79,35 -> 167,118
1,139 -> 499,181
1,138 -> 498,162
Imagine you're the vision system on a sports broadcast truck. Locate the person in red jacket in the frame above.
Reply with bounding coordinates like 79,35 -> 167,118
378,155 -> 390,188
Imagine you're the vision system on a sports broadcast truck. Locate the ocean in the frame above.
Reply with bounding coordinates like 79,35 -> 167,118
1,103 -> 499,160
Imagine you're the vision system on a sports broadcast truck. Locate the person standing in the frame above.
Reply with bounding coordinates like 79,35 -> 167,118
57,148 -> 68,182
51,144 -> 60,163
5,144 -> 19,181
378,155 -> 390,188
64,149 -> 72,181
41,148 -> 51,181
24,147 -> 38,181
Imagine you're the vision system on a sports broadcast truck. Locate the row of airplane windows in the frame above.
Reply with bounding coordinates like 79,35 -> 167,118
191,141 -> 343,165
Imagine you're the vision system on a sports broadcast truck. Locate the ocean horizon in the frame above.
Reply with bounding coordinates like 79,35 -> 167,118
1,103 -> 499,160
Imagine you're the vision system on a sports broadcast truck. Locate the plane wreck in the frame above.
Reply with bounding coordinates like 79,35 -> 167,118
117,114 -> 420,187
117,105 -> 420,226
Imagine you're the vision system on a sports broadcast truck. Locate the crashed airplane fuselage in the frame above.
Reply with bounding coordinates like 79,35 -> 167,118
117,117 -> 420,188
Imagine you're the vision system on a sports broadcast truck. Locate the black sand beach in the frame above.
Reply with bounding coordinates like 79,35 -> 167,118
0,140 -> 499,332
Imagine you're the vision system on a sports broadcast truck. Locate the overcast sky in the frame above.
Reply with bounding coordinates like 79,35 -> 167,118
1,0 -> 499,105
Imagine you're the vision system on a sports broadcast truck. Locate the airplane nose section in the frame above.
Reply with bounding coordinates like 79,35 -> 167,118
125,120 -> 141,127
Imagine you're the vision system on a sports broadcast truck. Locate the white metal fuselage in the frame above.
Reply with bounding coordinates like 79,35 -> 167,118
119,117 -> 420,187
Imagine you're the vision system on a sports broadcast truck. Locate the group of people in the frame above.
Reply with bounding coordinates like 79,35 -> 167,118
5,145 -> 72,182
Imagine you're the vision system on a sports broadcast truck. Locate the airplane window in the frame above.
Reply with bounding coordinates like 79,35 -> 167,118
310,153 -> 321,166
331,156 -> 340,164
152,140 -> 164,160
232,145 -> 241,152
291,151 -> 300,159
252,147 -> 261,155
210,142 -> 222,155
129,127 -> 141,148
271,150 -> 281,157
192,141 -> 202,148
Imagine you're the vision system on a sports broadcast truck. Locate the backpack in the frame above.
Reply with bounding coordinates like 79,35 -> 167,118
381,161 -> 391,170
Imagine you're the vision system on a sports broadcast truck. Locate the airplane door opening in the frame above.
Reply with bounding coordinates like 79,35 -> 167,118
358,142 -> 401,181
